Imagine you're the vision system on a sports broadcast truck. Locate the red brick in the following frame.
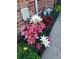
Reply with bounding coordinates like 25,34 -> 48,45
17,0 -> 25,3
17,0 -> 54,32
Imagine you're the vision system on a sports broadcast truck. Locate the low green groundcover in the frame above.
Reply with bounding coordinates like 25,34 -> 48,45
17,41 -> 41,59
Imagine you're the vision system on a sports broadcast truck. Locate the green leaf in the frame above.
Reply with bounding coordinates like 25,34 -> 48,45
17,41 -> 41,59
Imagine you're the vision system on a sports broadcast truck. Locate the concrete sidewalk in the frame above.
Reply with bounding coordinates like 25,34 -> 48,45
41,14 -> 61,59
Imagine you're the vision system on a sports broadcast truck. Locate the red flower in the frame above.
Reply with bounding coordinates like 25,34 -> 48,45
35,43 -> 42,49
41,16 -> 52,25
27,36 -> 35,45
20,22 -> 46,45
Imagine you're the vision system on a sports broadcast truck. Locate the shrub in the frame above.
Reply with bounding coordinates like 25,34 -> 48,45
51,3 -> 61,20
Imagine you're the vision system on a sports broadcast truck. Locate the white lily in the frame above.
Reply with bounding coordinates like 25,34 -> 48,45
30,15 -> 42,23
40,35 -> 50,47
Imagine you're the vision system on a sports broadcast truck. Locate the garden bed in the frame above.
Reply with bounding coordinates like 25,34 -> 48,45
17,15 -> 51,59
17,3 -> 61,59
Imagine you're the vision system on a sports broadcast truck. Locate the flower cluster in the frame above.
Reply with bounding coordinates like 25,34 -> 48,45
41,16 -> 52,25
19,15 -> 51,51
20,22 -> 45,45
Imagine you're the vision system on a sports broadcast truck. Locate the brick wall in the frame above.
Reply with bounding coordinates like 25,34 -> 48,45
17,0 -> 54,32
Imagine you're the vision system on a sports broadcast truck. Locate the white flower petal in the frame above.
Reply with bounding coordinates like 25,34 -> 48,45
40,35 -> 50,47
30,15 -> 42,23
